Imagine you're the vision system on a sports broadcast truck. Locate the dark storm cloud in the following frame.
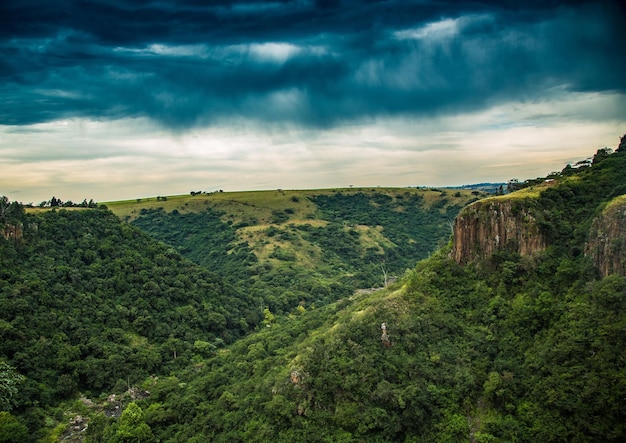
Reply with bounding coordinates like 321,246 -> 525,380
1,0 -> 624,129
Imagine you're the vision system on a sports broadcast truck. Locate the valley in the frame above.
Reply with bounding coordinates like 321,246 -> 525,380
1,144 -> 625,442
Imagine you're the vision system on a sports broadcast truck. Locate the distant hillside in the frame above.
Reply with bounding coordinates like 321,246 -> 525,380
444,182 -> 506,194
107,187 -> 482,315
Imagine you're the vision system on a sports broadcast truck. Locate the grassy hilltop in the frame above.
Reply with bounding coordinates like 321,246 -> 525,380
105,187 -> 476,228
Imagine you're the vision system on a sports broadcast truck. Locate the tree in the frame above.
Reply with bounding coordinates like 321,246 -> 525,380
262,308 -> 275,326
618,133 -> 626,153
592,147 -> 613,164
381,262 -> 389,288
507,179 -> 522,193
114,402 -> 154,442
0,198 -> 23,226
0,412 -> 29,443
0,361 -> 25,412
0,196 -> 9,224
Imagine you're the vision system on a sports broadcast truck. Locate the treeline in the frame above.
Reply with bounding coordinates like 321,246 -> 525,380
507,134 -> 626,194
34,196 -> 98,208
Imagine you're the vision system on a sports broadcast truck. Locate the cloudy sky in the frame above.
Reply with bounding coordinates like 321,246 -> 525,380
1,0 -> 625,203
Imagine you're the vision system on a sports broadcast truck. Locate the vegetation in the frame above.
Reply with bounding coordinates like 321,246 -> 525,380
119,187 -> 476,316
103,144 -> 623,442
1,140 -> 625,441
106,246 -> 624,442
0,207 -> 257,440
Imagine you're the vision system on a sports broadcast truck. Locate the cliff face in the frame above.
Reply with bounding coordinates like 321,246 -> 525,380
586,196 -> 626,277
451,198 -> 546,265
1,222 -> 23,241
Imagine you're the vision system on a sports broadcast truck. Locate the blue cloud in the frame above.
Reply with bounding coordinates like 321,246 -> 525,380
0,0 -> 624,129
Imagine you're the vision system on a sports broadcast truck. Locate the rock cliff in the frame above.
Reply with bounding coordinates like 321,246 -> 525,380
586,195 -> 626,277
451,197 -> 546,265
1,222 -> 23,241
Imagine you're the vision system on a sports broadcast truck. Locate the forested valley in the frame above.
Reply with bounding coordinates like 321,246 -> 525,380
1,140 -> 625,442
126,187 -> 472,316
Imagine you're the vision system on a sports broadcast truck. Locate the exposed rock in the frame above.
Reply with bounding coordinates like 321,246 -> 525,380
104,388 -> 151,417
79,396 -> 94,408
59,415 -> 89,442
1,223 -> 23,241
290,370 -> 301,385
381,322 -> 391,348
104,393 -> 123,418
586,196 -> 626,277
127,386 -> 151,401
451,198 -> 546,265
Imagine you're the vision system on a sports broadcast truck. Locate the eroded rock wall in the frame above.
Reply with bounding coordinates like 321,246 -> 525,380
451,199 -> 546,265
586,196 -> 626,277
1,222 -> 23,241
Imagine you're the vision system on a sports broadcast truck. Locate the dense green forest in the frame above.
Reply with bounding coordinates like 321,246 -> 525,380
1,140 -> 625,442
0,207 -> 261,440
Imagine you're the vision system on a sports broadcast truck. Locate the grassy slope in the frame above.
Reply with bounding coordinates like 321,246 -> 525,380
106,187 -> 478,269
106,187 -> 475,221
604,192 -> 626,211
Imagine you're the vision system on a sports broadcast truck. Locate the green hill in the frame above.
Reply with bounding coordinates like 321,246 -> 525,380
0,187 -> 482,441
107,187 -> 480,314
99,248 -> 624,442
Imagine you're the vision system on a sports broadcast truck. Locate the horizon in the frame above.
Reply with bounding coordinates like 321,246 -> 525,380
18,182 -> 501,206
1,1 -> 625,204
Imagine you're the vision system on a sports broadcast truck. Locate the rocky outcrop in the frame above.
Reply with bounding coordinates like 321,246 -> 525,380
1,222 -> 23,241
586,196 -> 626,277
451,198 -> 546,265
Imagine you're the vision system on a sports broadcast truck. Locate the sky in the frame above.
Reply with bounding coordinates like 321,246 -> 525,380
1,0 -> 625,204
